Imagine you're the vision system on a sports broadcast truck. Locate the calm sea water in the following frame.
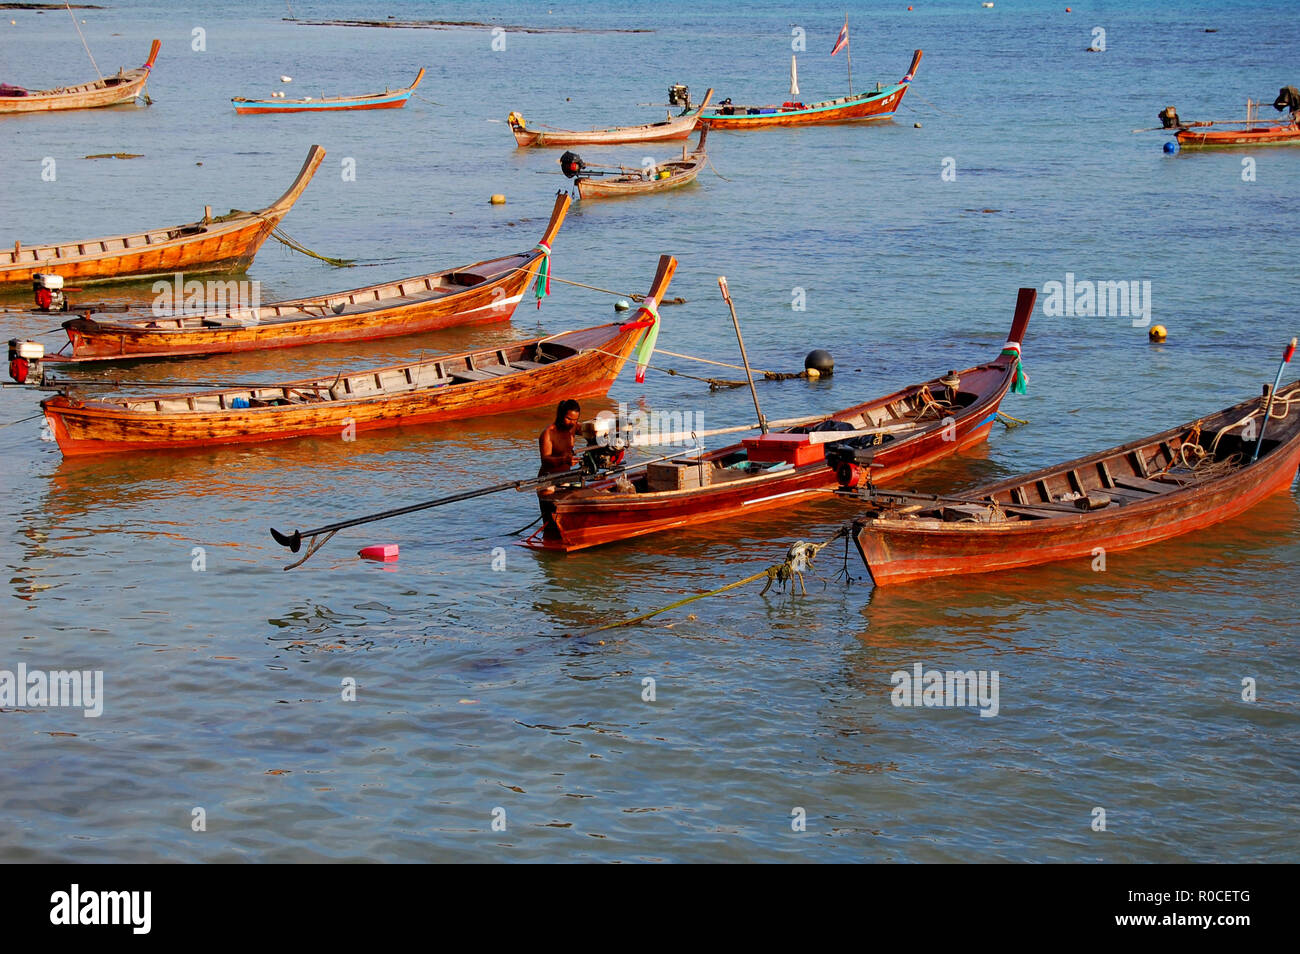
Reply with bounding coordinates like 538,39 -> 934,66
1,0 -> 1297,863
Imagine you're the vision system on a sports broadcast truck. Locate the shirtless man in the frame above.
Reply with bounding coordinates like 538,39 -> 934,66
537,400 -> 582,522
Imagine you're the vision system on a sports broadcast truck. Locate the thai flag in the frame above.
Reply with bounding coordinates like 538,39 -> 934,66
831,22 -> 849,57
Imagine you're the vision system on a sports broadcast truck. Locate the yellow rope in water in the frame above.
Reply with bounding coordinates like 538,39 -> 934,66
591,529 -> 848,631
997,410 -> 1030,427
269,227 -> 355,267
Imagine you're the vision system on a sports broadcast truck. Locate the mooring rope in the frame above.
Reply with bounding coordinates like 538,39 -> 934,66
269,227 -> 355,267
579,345 -> 803,390
0,412 -> 45,429
591,528 -> 849,631
545,273 -> 685,305
997,410 -> 1029,427
65,1 -> 103,81
208,208 -> 354,267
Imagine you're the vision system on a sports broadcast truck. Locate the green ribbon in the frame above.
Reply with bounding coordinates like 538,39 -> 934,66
1001,347 -> 1027,394
533,241 -> 552,308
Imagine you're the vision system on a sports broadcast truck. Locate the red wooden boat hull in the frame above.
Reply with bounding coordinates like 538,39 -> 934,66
853,384 -> 1300,585
701,51 -> 920,130
1176,123 -> 1300,147
527,287 -> 1034,552
233,97 -> 412,114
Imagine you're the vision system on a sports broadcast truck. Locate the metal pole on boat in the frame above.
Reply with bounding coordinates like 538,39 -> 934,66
1251,337 -> 1297,462
717,276 -> 768,435
844,13 -> 853,96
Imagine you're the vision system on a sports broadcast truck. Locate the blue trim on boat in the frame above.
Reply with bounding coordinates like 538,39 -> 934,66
234,91 -> 412,111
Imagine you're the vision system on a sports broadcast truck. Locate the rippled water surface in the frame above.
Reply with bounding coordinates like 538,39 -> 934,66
2,0 -> 1298,862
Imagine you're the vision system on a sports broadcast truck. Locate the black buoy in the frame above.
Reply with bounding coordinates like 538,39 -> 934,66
804,349 -> 834,379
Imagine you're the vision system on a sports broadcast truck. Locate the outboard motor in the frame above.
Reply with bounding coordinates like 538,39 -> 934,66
1273,85 -> 1300,115
1158,105 -> 1181,129
824,441 -> 875,489
32,273 -> 66,311
668,84 -> 691,109
581,444 -> 625,475
558,151 -> 586,179
8,338 -> 44,384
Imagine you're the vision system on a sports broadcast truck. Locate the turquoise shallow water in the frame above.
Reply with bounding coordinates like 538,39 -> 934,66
1,0 -> 1297,862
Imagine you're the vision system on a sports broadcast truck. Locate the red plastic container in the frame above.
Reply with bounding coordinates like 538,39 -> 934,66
742,433 -> 825,466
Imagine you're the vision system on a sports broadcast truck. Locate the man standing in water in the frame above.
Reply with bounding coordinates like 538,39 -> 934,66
537,400 -> 582,518
539,399 -> 582,478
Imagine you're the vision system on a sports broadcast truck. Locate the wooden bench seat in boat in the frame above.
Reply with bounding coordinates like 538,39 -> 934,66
1112,475 -> 1181,494
447,368 -> 497,383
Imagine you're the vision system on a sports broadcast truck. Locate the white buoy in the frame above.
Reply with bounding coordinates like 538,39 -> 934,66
280,75 -> 293,83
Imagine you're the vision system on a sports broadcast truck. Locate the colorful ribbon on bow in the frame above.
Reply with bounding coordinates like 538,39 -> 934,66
1000,342 -> 1028,394
533,241 -> 551,308
632,301 -> 661,383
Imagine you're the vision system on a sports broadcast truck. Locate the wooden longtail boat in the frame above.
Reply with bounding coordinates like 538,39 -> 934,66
0,145 -> 325,288
509,89 -> 713,147
232,68 -> 425,114
700,50 -> 920,130
1158,93 -> 1300,148
570,128 -> 708,200
39,255 -> 677,456
0,40 -> 159,115
524,287 -> 1034,552
848,382 -> 1300,586
47,192 -> 571,362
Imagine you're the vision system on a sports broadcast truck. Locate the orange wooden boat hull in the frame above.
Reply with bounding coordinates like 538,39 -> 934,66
702,51 -> 920,130
51,192 -> 570,361
1,144 -> 324,286
528,287 -> 1034,552
852,384 -> 1300,585
40,254 -> 678,456
0,40 -> 159,115
42,325 -> 640,456
1176,123 -> 1300,147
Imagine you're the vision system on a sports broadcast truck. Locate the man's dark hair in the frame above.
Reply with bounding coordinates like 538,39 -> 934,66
555,399 -> 581,427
